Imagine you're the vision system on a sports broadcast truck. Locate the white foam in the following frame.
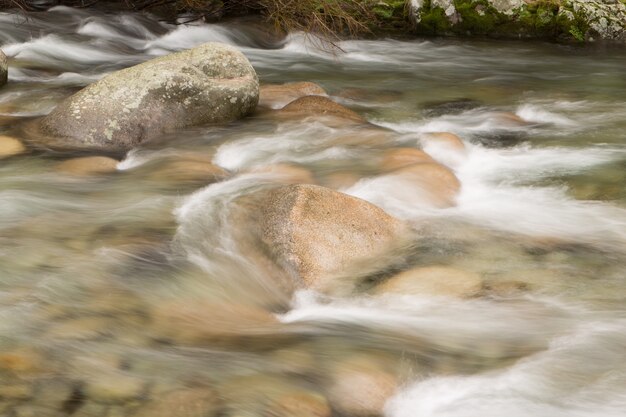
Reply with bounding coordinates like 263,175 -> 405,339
387,318 -> 626,417
2,34 -> 133,69
144,25 -> 235,54
213,123 -> 363,171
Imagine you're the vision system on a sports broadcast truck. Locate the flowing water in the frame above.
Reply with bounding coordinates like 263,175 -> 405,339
1,6 -> 626,417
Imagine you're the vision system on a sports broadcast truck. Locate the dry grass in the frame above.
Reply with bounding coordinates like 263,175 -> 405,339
1,0 -> 389,47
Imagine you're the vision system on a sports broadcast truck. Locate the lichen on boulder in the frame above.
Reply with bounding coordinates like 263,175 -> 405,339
409,0 -> 626,42
30,42 -> 259,153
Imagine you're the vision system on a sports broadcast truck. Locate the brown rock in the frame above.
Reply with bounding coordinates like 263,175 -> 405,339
145,156 -> 227,184
375,266 -> 483,298
380,147 -> 435,172
260,82 -> 327,109
279,96 -> 365,124
135,388 -> 220,417
0,135 -> 26,159
150,300 -> 284,348
257,184 -> 407,290
56,156 -> 119,176
420,132 -> 466,152
385,162 -> 461,208
328,357 -> 398,417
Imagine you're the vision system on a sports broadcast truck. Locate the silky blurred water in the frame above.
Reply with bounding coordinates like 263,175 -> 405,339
0,6 -> 625,417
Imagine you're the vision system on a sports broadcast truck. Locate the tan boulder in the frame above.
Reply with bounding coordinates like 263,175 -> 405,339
327,357 -> 398,417
0,135 -> 26,159
260,82 -> 327,109
249,163 -> 316,185
255,184 -> 407,290
420,132 -> 466,152
279,96 -> 365,124
56,156 -> 119,176
380,147 -> 435,172
375,266 -> 483,298
384,162 -> 461,208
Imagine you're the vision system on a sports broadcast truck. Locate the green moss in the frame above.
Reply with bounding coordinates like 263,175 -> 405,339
415,0 -> 452,35
453,0 -> 500,35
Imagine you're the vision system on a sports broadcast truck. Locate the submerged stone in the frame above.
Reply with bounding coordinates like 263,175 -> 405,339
31,43 -> 259,153
259,82 -> 327,109
56,156 -> 119,176
0,135 -> 26,159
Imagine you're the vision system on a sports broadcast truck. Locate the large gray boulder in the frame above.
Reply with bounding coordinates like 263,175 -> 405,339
251,184 -> 408,291
32,42 -> 258,152
0,50 -> 7,88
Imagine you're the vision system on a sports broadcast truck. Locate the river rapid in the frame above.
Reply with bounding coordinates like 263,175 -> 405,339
1,6 -> 625,417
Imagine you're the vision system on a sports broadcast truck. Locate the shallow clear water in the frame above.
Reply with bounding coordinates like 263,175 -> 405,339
1,6 -> 625,417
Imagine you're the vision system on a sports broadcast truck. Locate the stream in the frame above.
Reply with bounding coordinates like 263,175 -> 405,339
1,6 -> 625,417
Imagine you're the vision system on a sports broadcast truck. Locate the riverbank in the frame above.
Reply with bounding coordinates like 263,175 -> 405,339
1,0 -> 626,44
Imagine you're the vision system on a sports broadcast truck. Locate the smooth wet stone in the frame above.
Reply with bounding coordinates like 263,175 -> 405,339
381,162 -> 461,208
420,132 -> 466,152
84,372 -> 145,403
259,82 -> 327,109
144,156 -> 227,184
380,147 -> 435,172
0,135 -> 26,159
56,156 -> 119,176
249,163 -> 316,185
134,388 -> 220,417
278,95 -> 365,124
150,300 -> 284,348
254,184 -> 407,290
0,50 -> 6,87
375,266 -> 483,298
33,43 -> 259,152
327,357 -> 398,417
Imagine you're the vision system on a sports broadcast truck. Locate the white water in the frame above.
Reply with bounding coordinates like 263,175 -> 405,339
1,6 -> 625,417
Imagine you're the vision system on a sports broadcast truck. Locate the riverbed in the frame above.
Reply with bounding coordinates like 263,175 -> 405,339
1,6 -> 625,417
